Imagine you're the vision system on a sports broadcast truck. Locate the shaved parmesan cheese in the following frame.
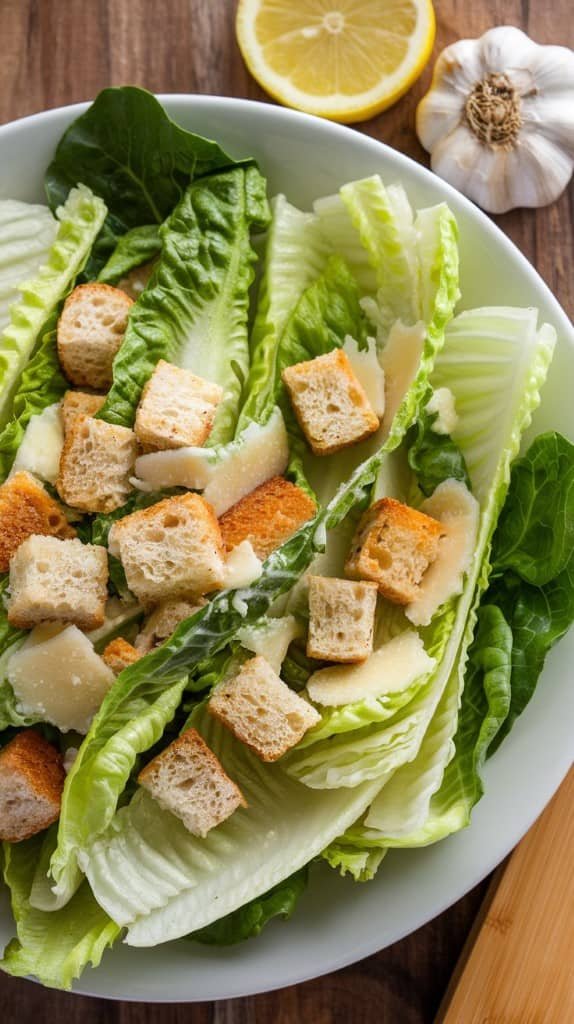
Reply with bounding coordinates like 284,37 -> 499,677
426,387 -> 458,435
134,446 -> 212,491
343,335 -> 385,418
307,630 -> 435,706
10,403 -> 63,484
133,407 -> 289,516
223,541 -> 262,589
238,615 -> 302,674
406,479 -> 480,627
380,321 -> 426,432
203,409 -> 289,515
7,623 -> 115,733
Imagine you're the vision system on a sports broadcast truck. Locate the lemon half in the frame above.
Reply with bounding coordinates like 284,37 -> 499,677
236,0 -> 436,124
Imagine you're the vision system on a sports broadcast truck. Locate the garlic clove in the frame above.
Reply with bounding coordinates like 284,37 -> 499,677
415,88 -> 464,152
429,125 -> 503,209
480,26 -> 539,75
522,97 -> 574,156
508,134 -> 574,210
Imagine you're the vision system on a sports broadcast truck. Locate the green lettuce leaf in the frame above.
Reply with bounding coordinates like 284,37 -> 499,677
98,224 -> 162,285
45,86 -> 241,272
322,839 -> 386,882
0,200 -> 57,335
97,166 -> 270,444
236,193 -> 329,432
0,578 -> 35,732
189,867 -> 308,946
490,431 -> 574,587
1,828 -> 119,990
0,186 -> 106,432
288,308 -> 555,797
81,704 -> 383,946
406,403 -> 471,497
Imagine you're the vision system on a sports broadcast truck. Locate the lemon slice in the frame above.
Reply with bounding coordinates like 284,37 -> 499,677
236,0 -> 436,123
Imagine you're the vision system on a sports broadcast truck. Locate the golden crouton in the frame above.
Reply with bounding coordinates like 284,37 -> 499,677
0,730 -> 66,843
135,359 -> 224,450
0,470 -> 75,573
60,390 -> 105,434
7,535 -> 109,630
138,728 -> 246,838
218,476 -> 317,561
102,637 -> 142,675
282,348 -> 380,456
57,415 -> 136,513
108,493 -> 226,606
57,283 -> 133,389
307,576 -> 378,663
208,655 -> 321,761
345,497 -> 445,604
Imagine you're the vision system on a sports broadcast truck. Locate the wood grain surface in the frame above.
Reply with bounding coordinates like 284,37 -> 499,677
438,770 -> 574,1024
0,1 -> 571,1021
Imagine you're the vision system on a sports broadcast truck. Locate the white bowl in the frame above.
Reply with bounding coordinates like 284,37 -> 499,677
0,96 -> 572,1002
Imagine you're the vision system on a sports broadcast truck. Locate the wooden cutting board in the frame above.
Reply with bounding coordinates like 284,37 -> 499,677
437,768 -> 574,1023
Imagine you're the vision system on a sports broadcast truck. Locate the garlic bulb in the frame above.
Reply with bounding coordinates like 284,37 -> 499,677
416,26 -> 574,213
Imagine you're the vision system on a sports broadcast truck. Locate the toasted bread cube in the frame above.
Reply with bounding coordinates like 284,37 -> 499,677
307,576 -> 378,663
0,730 -> 65,842
138,728 -> 246,838
135,359 -> 223,451
102,637 -> 142,675
282,349 -> 380,456
219,476 -> 317,561
7,535 -> 109,630
135,598 -> 206,652
108,493 -> 225,606
57,415 -> 136,513
345,497 -> 444,604
61,390 -> 105,433
57,283 -> 133,389
0,471 -> 75,573
208,656 -> 321,762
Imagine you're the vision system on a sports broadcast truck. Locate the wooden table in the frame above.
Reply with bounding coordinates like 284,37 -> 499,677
0,2 -> 571,1020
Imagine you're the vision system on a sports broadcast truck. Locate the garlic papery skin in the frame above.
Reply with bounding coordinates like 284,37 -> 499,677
416,26 -> 574,214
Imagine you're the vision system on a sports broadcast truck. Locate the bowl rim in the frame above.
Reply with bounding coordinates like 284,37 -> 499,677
0,93 -> 572,1003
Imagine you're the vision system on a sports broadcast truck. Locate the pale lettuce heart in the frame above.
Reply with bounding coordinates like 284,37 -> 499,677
0,200 -> 57,335
82,706 -> 383,946
0,186 -> 106,432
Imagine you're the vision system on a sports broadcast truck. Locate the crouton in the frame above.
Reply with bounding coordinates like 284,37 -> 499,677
108,493 -> 225,607
208,655 -> 321,761
60,390 -> 105,433
0,471 -> 75,573
57,415 -> 136,513
219,476 -> 317,561
117,259 -> 157,300
282,348 -> 380,456
134,598 -> 206,652
102,637 -> 142,675
0,730 -> 65,842
57,283 -> 133,389
135,359 -> 224,450
7,535 -> 109,630
307,576 -> 378,663
345,497 -> 444,604
138,728 -> 245,838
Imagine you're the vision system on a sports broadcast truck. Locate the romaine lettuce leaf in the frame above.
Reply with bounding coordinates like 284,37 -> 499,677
322,838 -> 386,882
0,578 -> 35,732
236,194 -> 329,431
45,86 -> 241,273
189,867 -> 308,946
406,403 -> 471,497
97,166 -> 269,444
0,186 -> 106,432
98,224 -> 162,285
81,704 -> 384,946
1,828 -> 119,990
0,200 -> 57,335
288,309 -> 555,798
